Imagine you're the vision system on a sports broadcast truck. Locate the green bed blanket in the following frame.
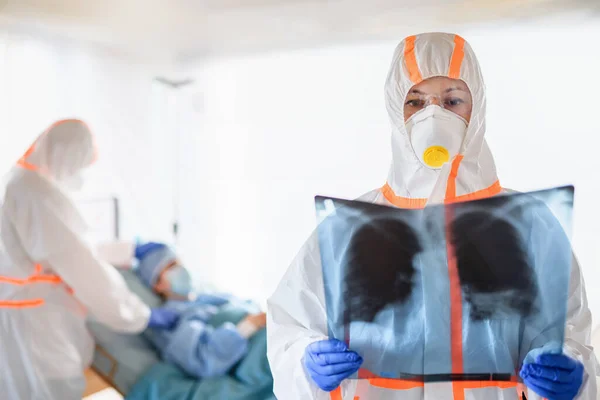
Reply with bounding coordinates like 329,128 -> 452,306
125,303 -> 274,400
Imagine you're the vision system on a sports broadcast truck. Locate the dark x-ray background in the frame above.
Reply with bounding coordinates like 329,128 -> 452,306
315,186 -> 574,380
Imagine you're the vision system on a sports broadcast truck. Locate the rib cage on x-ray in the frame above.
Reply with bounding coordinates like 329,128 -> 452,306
341,195 -> 539,325
452,206 -> 538,321
316,186 -> 574,379
343,217 -> 422,325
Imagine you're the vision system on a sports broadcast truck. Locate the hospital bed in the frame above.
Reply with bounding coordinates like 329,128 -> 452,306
86,267 -> 275,400
88,268 -> 163,395
78,196 -> 162,396
81,197 -> 274,400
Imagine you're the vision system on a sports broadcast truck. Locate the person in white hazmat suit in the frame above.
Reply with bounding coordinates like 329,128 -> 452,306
266,33 -> 599,400
0,119 -> 179,400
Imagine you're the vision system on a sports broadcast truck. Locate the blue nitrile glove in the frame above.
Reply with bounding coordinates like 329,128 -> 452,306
148,307 -> 180,330
520,353 -> 584,400
304,339 -> 363,392
135,242 -> 166,260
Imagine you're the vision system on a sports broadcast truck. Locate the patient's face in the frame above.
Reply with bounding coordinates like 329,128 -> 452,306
154,262 -> 193,301
153,266 -> 172,296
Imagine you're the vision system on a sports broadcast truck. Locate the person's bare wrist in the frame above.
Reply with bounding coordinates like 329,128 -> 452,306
236,319 -> 259,338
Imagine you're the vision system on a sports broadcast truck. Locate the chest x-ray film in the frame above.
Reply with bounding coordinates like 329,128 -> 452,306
315,186 -> 574,381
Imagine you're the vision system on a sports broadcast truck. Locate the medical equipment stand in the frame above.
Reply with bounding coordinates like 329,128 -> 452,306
153,77 -> 194,246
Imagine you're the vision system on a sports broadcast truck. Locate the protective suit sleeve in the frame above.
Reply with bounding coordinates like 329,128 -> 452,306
562,255 -> 599,399
13,196 -> 150,333
161,319 -> 249,378
267,232 -> 356,400
521,210 -> 598,399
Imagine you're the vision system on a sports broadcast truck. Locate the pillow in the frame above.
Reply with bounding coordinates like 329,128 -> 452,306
119,268 -> 164,308
95,240 -> 135,268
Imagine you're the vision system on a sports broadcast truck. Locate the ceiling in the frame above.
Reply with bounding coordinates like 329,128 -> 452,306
0,0 -> 598,64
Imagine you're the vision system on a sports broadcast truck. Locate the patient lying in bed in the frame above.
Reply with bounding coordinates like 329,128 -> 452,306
132,242 -> 268,379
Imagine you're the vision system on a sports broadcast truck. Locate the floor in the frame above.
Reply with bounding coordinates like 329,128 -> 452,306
83,369 -> 123,400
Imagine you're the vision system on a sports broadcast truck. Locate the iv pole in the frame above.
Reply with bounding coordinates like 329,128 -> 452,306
153,77 -> 194,246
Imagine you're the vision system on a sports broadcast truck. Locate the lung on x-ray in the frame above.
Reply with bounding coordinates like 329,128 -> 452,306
315,186 -> 574,381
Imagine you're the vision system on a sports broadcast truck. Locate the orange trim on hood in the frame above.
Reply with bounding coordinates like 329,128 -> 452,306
404,36 -> 423,84
16,119 -> 97,173
448,35 -> 466,79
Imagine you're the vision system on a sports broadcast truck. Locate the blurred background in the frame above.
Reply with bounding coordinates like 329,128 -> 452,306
1,0 -> 599,328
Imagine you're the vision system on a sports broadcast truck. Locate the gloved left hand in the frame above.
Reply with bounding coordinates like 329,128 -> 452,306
304,339 -> 363,392
520,353 -> 584,400
148,307 -> 180,330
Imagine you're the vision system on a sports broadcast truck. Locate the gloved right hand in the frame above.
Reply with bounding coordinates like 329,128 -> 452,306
304,339 -> 363,392
520,353 -> 584,400
148,307 -> 180,330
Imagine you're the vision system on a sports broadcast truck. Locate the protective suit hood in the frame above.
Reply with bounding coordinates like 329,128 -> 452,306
18,119 -> 96,183
383,32 -> 500,207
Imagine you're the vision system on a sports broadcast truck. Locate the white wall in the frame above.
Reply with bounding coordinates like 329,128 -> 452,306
468,21 -> 600,326
182,17 -> 600,325
0,32 -> 177,244
180,43 -> 393,301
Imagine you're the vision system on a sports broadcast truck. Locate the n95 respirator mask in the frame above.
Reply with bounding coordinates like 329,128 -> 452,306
405,105 -> 468,169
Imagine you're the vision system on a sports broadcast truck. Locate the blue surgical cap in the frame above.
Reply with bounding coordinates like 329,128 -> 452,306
135,245 -> 178,288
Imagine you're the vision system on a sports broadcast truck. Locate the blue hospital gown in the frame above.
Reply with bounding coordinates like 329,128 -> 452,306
144,294 -> 250,379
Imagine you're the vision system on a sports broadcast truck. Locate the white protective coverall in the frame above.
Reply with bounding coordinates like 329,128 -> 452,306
0,120 -> 151,400
266,33 -> 599,400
